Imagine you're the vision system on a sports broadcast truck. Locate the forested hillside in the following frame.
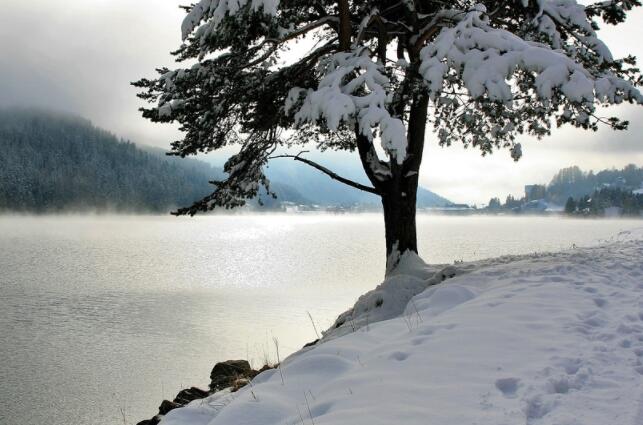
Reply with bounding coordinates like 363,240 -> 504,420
0,109 -> 450,213
0,109 -> 218,213
486,164 -> 643,215
547,165 -> 643,205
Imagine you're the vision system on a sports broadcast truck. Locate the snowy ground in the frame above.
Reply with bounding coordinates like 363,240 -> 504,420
161,229 -> 643,425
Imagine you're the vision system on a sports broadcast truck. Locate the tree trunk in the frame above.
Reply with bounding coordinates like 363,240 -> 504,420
337,0 -> 352,51
382,175 -> 419,272
382,91 -> 428,272
355,86 -> 429,274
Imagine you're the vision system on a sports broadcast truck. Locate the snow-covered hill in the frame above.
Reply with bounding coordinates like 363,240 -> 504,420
160,229 -> 643,425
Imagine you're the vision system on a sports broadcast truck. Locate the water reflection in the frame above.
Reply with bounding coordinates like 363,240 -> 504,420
0,214 -> 640,425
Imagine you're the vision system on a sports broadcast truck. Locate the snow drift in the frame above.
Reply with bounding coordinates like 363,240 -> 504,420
161,229 -> 643,425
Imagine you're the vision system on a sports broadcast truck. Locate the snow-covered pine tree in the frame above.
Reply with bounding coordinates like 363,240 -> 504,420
135,0 -> 642,270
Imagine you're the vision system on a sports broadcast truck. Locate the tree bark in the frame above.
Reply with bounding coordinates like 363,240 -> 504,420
337,0 -> 352,51
381,92 -> 429,272
349,51 -> 429,273
382,175 -> 419,271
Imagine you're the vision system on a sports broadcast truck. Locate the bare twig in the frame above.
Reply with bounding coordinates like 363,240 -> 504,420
297,405 -> 306,425
304,391 -> 316,425
307,311 -> 320,340
410,299 -> 424,323
273,337 -> 285,385
119,407 -> 127,425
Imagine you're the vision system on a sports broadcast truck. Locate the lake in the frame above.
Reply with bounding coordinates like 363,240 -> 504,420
0,214 -> 640,425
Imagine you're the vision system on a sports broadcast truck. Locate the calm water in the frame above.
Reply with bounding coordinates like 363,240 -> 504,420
0,214 -> 640,425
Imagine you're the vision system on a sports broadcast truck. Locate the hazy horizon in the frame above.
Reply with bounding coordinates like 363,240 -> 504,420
1,0 -> 642,204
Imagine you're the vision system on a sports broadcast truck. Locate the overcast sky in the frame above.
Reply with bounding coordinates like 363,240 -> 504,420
1,1 -> 642,204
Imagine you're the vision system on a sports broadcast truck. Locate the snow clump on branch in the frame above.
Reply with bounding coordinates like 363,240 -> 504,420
181,0 -> 280,40
288,51 -> 408,165
419,4 -> 643,104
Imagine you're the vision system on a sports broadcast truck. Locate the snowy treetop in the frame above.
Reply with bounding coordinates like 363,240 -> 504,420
135,0 -> 642,214
181,0 -> 280,41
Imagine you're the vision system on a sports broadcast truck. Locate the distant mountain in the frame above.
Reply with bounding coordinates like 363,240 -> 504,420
0,108 -> 219,213
251,181 -> 312,209
0,108 -> 450,213
261,156 -> 451,208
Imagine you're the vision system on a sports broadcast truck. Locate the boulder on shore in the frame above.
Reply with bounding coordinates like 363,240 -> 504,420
136,360 -> 273,425
210,359 -> 253,391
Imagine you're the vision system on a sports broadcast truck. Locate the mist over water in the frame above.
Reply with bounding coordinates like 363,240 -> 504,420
0,214 -> 640,425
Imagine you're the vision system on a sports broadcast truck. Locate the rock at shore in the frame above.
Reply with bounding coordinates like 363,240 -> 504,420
137,360 -> 271,425
209,359 -> 252,391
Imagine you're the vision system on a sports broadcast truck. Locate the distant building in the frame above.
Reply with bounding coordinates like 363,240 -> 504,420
604,207 -> 623,218
281,201 -> 299,213
445,203 -> 472,210
521,199 -> 548,213
524,185 -> 546,202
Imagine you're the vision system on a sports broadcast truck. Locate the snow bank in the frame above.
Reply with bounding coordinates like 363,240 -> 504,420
161,229 -> 643,425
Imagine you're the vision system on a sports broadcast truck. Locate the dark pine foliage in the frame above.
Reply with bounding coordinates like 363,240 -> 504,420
547,164 -> 643,204
0,109 -> 219,213
565,187 -> 643,216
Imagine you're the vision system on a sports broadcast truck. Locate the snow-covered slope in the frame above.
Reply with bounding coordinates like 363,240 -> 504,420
161,229 -> 643,425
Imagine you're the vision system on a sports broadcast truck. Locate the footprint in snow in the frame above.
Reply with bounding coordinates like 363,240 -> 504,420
554,357 -> 583,375
546,377 -> 572,394
417,324 -> 457,336
389,351 -> 409,361
495,377 -> 521,398
548,276 -> 566,283
545,371 -> 589,395
524,395 -> 555,422
410,337 -> 429,346
593,298 -> 607,308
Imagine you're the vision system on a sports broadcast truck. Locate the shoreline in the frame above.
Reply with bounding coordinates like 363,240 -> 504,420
137,361 -> 277,425
137,229 -> 643,425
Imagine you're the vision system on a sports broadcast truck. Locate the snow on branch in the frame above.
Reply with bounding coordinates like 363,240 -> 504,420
181,0 -> 279,40
174,139 -> 277,215
585,0 -> 642,24
419,5 -> 643,105
136,0 -> 643,212
287,50 -> 408,165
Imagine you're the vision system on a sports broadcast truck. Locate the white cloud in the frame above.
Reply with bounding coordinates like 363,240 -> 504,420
0,0 -> 185,145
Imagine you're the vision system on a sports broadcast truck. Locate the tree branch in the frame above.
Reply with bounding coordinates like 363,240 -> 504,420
242,16 -> 339,70
269,151 -> 381,195
585,0 -> 638,13
355,126 -> 392,190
